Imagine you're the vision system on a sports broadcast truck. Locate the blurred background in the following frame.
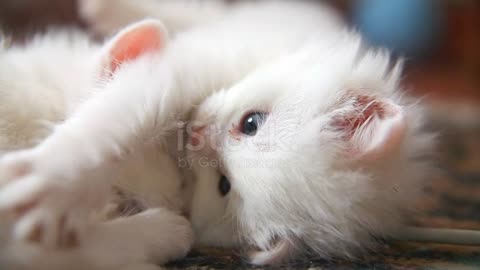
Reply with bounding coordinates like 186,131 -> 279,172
0,0 -> 479,268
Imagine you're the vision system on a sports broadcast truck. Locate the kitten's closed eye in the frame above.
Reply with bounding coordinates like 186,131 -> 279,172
218,175 -> 231,196
240,112 -> 268,136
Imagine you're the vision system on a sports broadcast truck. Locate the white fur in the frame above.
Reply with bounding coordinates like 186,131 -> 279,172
0,30 -> 100,152
188,39 -> 434,262
0,0 -> 434,268
0,29 -> 191,269
1,209 -> 191,270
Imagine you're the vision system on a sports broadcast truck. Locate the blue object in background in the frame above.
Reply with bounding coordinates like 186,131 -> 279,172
352,0 -> 443,57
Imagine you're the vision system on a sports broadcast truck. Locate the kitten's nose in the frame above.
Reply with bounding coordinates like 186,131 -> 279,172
189,126 -> 206,147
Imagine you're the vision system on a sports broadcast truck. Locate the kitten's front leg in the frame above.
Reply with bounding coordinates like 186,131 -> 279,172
0,132 -> 113,249
1,208 -> 193,270
0,77 -> 170,248
0,20 -> 179,250
84,208 -> 193,268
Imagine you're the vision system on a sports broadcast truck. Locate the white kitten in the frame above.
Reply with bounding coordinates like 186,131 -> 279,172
0,0 -> 434,269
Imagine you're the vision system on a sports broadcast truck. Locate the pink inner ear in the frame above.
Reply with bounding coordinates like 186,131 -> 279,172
107,23 -> 165,73
334,95 -> 386,140
333,95 -> 406,160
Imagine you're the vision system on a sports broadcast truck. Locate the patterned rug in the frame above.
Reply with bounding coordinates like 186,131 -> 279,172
167,126 -> 480,269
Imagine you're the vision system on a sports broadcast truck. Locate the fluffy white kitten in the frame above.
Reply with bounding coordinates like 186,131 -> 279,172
0,0 -> 434,269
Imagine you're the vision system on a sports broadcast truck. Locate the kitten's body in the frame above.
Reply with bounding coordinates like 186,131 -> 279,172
0,1 -> 433,269
0,31 -> 98,151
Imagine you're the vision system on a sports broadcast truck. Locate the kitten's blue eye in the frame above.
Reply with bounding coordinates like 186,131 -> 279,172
240,112 -> 268,136
218,175 -> 231,196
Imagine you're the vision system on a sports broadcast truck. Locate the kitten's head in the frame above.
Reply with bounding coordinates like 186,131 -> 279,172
187,35 -> 434,264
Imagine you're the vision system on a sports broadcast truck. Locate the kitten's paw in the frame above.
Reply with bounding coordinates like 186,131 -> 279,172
165,212 -> 194,259
126,208 -> 194,263
0,150 -> 104,249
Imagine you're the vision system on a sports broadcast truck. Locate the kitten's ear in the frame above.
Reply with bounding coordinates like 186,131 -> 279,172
99,19 -> 168,75
332,95 -> 406,161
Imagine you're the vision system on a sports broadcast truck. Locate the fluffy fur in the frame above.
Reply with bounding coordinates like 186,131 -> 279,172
188,39 -> 435,262
0,27 -> 192,270
0,0 -> 434,269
